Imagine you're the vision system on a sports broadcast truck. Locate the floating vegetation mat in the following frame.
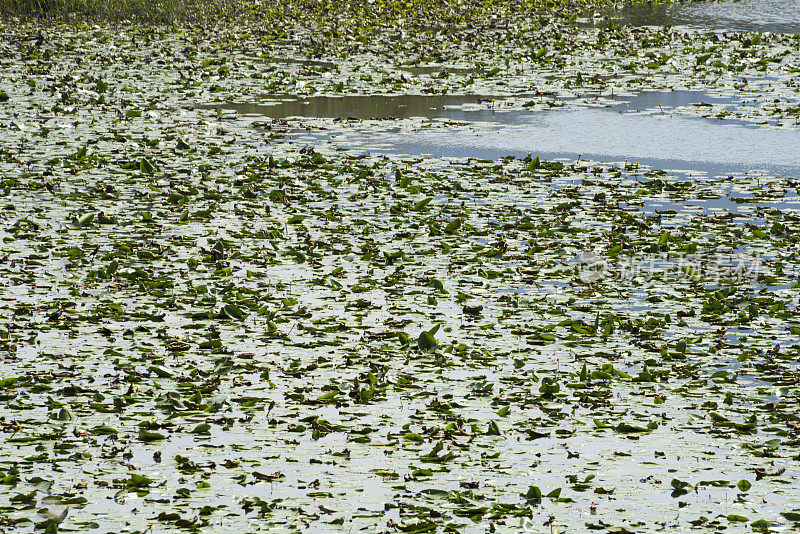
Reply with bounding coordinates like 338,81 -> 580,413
1,7 -> 800,534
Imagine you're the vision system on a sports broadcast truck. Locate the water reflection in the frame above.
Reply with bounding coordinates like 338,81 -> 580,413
206,89 -> 736,121
285,107 -> 800,177
213,94 -> 510,121
207,90 -> 800,176
608,0 -> 800,34
608,90 -> 732,112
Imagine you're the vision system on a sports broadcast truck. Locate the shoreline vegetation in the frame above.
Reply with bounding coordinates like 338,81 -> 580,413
0,0 -> 669,24
0,0 -> 252,22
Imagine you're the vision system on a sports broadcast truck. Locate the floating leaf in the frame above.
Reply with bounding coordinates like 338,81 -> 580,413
138,431 -> 167,442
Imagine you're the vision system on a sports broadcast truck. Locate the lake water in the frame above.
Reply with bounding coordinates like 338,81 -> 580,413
608,0 -> 800,34
210,90 -> 800,177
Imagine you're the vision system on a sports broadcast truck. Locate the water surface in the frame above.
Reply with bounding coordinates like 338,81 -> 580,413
208,89 -> 736,122
227,92 -> 800,176
608,0 -> 800,33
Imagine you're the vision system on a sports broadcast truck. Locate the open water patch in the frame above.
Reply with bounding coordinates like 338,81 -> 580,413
204,89 -> 740,122
606,0 -> 800,34
360,109 -> 800,174
208,89 -> 800,176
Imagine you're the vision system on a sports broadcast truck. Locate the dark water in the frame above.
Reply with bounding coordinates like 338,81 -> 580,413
207,90 -> 733,121
608,0 -> 800,34
211,94 -> 511,121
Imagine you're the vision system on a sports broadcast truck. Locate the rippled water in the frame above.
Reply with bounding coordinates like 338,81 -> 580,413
608,0 -> 800,33
335,109 -> 800,173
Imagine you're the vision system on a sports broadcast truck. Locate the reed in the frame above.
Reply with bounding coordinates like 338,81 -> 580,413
0,0 -> 674,24
0,0 -> 255,22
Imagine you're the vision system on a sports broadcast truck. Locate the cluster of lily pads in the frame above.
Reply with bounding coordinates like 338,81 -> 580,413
1,0 -> 800,532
